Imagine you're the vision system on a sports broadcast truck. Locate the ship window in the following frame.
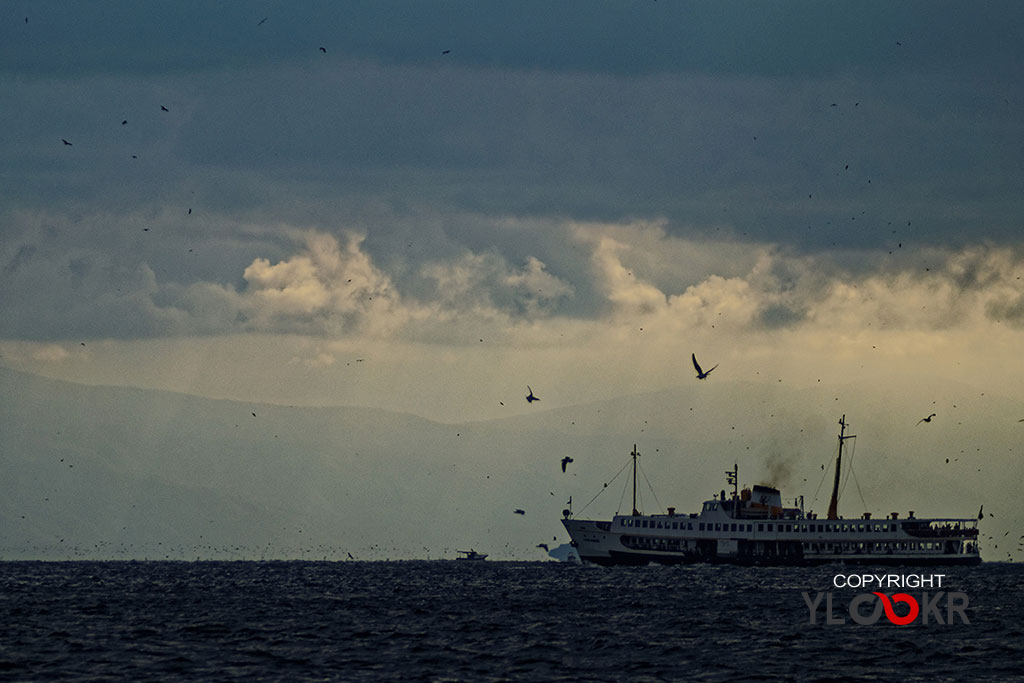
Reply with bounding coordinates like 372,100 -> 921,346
642,520 -> 648,528
620,519 -> 625,526
672,522 -> 678,530
730,523 -> 737,532
699,523 -> 705,531
786,524 -> 792,532
767,524 -> 774,532
757,523 -> 764,532
714,523 -> 721,531
747,524 -> 753,532
657,522 -> 663,529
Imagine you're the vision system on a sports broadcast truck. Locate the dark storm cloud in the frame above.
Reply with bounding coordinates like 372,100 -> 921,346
3,1 -> 1024,343
3,1 -> 1023,79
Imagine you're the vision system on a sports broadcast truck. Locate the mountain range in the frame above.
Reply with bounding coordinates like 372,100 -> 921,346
2,366 -> 1020,561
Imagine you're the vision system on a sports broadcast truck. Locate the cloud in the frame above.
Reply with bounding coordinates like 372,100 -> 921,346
419,250 -> 573,317
239,231 -> 405,335
3,205 -> 1024,350
31,344 -> 70,363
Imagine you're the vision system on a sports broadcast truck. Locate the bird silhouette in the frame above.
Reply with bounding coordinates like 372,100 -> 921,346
561,456 -> 574,473
514,509 -> 525,515
526,386 -> 539,403
917,413 -> 936,425
692,353 -> 718,380
62,139 -> 72,146
442,49 -> 451,55
160,105 -> 169,112
257,17 -> 268,26
537,543 -> 549,551
319,46 -> 326,53
978,505 -> 984,520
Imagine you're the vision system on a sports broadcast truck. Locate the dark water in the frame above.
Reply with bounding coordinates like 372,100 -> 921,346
0,561 -> 1021,682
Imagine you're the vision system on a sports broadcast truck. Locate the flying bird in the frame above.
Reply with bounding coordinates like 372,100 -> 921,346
692,353 -> 718,380
122,120 -> 127,125
917,413 -> 936,425
62,139 -> 72,146
526,386 -> 540,403
160,105 -> 169,112
442,49 -> 451,55
257,17 -> 268,26
561,456 -> 574,473
514,509 -> 525,515
537,543 -> 549,551
319,46 -> 326,53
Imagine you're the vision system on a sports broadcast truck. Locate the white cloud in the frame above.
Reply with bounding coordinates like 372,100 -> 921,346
31,344 -> 71,363
419,250 -> 573,319
239,231 -> 408,336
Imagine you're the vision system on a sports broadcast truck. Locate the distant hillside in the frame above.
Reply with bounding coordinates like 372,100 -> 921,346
1,367 -> 1020,560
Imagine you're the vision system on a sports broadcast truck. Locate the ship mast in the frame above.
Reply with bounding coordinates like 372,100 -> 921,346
726,464 -> 738,518
631,445 -> 640,516
826,415 -> 855,520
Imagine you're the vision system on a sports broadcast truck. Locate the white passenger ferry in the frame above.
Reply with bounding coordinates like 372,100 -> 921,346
561,416 -> 981,566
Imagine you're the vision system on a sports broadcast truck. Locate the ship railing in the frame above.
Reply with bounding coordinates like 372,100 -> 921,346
902,523 -> 979,539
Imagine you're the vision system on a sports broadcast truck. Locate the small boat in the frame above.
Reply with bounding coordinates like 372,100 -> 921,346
456,549 -> 488,561
562,415 -> 981,566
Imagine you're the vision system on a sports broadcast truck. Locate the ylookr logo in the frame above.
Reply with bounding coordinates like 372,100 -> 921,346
803,573 -> 970,626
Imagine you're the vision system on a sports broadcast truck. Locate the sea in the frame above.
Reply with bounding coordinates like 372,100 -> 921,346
0,560 -> 1021,682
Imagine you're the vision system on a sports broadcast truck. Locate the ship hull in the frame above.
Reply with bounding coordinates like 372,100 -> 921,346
588,550 -> 982,567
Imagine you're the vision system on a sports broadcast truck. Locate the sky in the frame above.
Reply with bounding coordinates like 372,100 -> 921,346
2,1 -> 1024,427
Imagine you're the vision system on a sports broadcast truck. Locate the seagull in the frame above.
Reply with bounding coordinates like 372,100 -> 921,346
319,46 -> 326,53
257,17 -> 268,26
536,543 -> 549,551
561,456 -> 574,473
978,505 -> 984,520
692,353 -> 718,380
917,413 -> 936,425
62,139 -> 72,146
514,509 -> 525,515
526,386 -> 539,403
161,105 -> 169,112
122,120 -> 127,125
442,49 -> 451,55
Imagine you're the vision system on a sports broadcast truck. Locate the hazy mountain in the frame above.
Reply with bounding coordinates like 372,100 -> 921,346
2,367 -> 1020,560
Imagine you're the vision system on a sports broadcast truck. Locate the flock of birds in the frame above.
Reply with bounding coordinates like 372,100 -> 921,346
31,13 -> 1022,562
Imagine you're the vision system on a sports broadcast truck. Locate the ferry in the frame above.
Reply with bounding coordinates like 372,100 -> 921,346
561,416 -> 981,566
